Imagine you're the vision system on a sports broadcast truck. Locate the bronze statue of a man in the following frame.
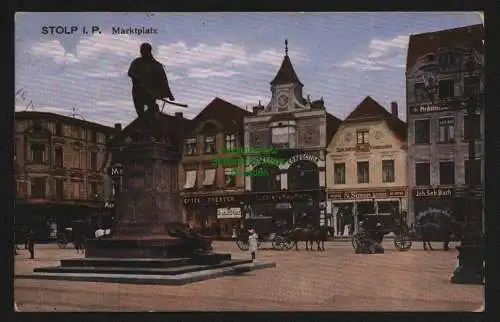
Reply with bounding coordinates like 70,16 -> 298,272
128,43 -> 175,118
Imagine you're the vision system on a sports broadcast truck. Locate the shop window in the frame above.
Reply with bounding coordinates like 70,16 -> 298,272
438,117 -> 455,143
186,137 -> 197,155
204,136 -> 216,154
415,162 -> 430,186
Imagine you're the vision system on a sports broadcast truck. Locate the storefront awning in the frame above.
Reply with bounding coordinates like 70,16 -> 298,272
183,170 -> 197,189
202,169 -> 216,186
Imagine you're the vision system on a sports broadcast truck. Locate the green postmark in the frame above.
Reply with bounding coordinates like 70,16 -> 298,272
211,148 -> 288,176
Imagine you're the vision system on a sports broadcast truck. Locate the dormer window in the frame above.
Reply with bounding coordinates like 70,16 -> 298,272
356,130 -> 369,145
186,137 -> 197,155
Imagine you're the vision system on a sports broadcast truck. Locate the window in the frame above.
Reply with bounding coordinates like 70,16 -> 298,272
439,161 -> 455,185
80,151 -> 87,169
465,159 -> 482,186
204,136 -> 216,154
439,52 -> 457,67
382,160 -> 395,183
225,134 -> 236,150
89,182 -> 98,198
186,137 -> 197,155
438,79 -> 454,99
73,148 -> 80,168
90,151 -> 97,170
271,126 -> 296,149
55,178 -> 64,200
464,112 -> 481,141
464,76 -> 480,98
415,163 -> 430,186
202,168 -> 216,186
414,119 -> 430,144
334,163 -> 345,184
55,123 -> 63,136
31,177 -> 46,198
357,161 -> 369,184
55,146 -> 63,167
30,144 -> 45,164
414,83 -> 429,101
224,168 -> 236,186
438,117 -> 455,143
356,130 -> 369,144
89,130 -> 97,143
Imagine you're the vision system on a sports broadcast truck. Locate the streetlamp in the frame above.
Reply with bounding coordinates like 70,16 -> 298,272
421,39 -> 484,284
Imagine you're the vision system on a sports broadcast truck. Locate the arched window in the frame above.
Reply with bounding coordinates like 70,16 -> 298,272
252,164 -> 281,192
288,160 -> 319,190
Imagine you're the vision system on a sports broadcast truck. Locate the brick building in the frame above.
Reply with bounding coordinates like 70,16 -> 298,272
405,24 -> 484,227
14,111 -> 114,241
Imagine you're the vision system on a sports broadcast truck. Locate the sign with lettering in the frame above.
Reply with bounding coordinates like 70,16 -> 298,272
217,207 -> 242,219
104,200 -> 115,209
183,195 -> 242,206
288,153 -> 320,165
335,144 -> 392,153
328,188 -> 407,200
413,188 -> 454,198
409,104 -> 452,114
108,164 -> 123,177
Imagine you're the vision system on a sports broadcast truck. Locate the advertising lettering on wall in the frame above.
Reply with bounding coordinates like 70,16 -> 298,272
328,188 -> 407,200
288,153 -> 320,165
409,104 -> 453,114
413,188 -> 454,198
183,195 -> 238,205
216,207 -> 242,219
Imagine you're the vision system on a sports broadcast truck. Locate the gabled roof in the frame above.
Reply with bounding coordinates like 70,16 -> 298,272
326,112 -> 342,143
344,96 -> 407,141
406,24 -> 484,73
185,97 -> 251,137
270,55 -> 303,86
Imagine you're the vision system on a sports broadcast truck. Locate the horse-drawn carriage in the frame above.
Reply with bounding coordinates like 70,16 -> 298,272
351,211 -> 412,252
233,216 -> 294,251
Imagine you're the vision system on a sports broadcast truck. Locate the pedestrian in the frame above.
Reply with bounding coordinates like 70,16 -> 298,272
74,229 -> 84,255
27,229 -> 35,259
248,228 -> 258,261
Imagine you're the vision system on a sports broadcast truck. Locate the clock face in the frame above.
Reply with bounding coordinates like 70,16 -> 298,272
278,94 -> 289,107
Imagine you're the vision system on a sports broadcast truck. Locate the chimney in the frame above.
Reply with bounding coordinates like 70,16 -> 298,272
114,123 -> 122,132
390,102 -> 398,118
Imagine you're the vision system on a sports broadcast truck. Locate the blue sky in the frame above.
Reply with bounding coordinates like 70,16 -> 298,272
15,12 -> 482,126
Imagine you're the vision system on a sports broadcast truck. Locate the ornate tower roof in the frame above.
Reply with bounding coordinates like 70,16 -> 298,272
270,39 -> 303,86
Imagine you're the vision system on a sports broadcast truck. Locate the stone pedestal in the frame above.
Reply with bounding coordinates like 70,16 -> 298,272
85,137 -> 213,260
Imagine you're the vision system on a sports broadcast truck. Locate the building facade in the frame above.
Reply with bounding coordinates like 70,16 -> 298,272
244,43 -> 341,228
179,98 -> 251,237
406,24 -> 484,227
14,111 -> 114,241
326,97 -> 408,235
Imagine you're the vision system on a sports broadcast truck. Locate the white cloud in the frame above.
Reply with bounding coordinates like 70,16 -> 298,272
30,40 -> 80,65
339,35 -> 409,72
187,68 -> 241,79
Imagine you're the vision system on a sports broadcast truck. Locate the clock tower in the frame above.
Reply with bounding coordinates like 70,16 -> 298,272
268,39 -> 304,112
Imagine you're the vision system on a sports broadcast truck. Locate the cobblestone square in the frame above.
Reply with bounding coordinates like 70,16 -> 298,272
14,241 -> 483,311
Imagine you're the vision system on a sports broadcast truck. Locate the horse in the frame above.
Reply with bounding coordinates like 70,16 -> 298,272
284,226 -> 328,251
418,215 -> 461,251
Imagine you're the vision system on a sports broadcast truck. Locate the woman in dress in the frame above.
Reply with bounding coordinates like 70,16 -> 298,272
248,228 -> 258,261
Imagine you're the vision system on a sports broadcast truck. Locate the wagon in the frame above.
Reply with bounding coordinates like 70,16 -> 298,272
233,216 -> 293,251
351,211 -> 412,252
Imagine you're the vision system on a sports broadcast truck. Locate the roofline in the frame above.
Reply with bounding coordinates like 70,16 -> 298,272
409,24 -> 483,38
15,111 -> 115,131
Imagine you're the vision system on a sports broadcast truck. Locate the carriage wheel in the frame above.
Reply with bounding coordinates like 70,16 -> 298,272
272,236 -> 286,250
351,233 -> 361,250
56,235 -> 68,249
283,238 -> 295,250
236,239 -> 249,251
394,234 -> 412,251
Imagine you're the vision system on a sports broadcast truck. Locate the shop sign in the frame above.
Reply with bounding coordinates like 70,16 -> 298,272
288,153 -> 320,165
336,144 -> 392,153
104,200 -> 115,209
328,189 -> 407,200
183,195 -> 239,205
409,104 -> 452,114
108,164 -> 123,177
254,191 -> 315,203
413,188 -> 454,198
217,207 -> 242,219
